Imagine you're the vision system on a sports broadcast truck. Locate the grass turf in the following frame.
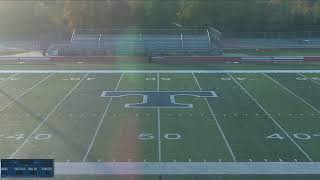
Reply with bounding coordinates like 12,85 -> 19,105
0,71 -> 320,179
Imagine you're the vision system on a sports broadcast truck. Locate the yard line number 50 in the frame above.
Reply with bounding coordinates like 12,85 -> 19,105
138,133 -> 181,140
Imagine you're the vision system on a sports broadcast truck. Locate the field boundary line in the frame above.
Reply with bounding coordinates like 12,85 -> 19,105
82,73 -> 124,162
297,73 -> 320,86
0,73 -> 54,112
9,73 -> 89,159
192,73 -> 237,162
51,162 -> 320,175
0,70 -> 319,74
264,73 -> 320,114
228,73 -> 313,162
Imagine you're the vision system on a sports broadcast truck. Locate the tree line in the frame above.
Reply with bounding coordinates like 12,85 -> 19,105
1,0 -> 320,39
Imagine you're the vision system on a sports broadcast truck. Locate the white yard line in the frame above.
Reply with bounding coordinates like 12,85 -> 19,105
264,73 -> 320,114
82,73 -> 124,162
51,162 -> 320,175
9,73 -> 89,159
157,72 -> 162,162
192,73 -> 237,162
297,73 -> 320,86
157,73 -> 160,92
0,70 -> 319,74
0,73 -> 54,112
228,73 -> 313,162
157,108 -> 161,162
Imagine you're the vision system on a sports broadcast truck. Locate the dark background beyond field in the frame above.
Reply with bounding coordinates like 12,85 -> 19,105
2,0 -> 320,41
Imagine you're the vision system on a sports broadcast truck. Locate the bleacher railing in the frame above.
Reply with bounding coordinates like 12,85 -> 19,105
61,28 -> 223,56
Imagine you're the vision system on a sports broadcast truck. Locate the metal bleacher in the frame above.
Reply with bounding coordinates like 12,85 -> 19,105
55,28 -> 223,56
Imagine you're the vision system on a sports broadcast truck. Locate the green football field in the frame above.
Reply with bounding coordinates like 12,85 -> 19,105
0,69 -> 320,179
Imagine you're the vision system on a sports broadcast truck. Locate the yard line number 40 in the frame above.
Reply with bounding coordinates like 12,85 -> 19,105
267,133 -> 320,140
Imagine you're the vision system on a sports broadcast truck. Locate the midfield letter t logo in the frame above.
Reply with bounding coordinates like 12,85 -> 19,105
101,91 -> 218,108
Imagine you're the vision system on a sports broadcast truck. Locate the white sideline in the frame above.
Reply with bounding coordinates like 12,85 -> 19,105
9,73 -> 89,158
50,162 -> 320,175
228,73 -> 313,162
192,73 -> 236,162
82,73 -> 124,162
0,70 -> 319,74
